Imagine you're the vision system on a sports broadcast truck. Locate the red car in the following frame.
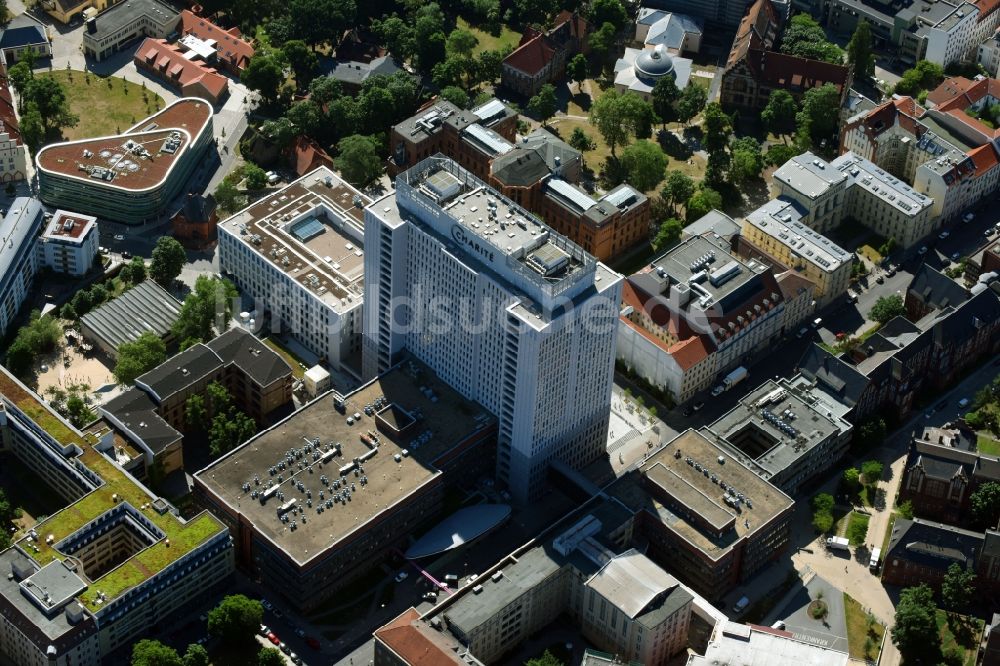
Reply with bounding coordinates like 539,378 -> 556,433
306,637 -> 321,650
267,632 -> 280,646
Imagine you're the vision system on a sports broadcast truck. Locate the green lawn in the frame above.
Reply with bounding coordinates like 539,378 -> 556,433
457,18 -> 522,55
935,611 -> 984,666
978,433 -> 1000,456
42,70 -> 165,141
880,512 -> 900,556
846,512 -> 870,545
844,593 -> 885,661
262,337 -> 308,380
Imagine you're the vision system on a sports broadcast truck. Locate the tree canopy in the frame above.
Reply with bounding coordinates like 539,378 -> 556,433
891,584 -> 940,661
685,187 -> 723,222
526,650 -> 566,666
652,218 -> 684,252
568,53 -> 588,87
335,134 -> 383,188
651,76 -> 680,127
589,90 -> 654,158
796,83 -> 842,147
150,237 -> 186,287
869,294 -> 906,324
894,60 -> 944,96
760,89 -> 797,136
661,171 -> 695,214
971,481 -> 1000,529
728,136 -> 764,185
171,276 -> 238,346
620,140 -> 667,192
527,84 -> 558,124
780,14 -> 844,64
242,51 -> 286,105
941,562 -> 975,611
257,648 -> 286,666
847,20 -> 874,80
114,332 -> 167,386
207,594 -> 264,644
701,103 -> 732,153
131,639 -> 182,666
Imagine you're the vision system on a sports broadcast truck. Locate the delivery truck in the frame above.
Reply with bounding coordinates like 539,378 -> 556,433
722,366 -> 748,390
826,536 -> 850,551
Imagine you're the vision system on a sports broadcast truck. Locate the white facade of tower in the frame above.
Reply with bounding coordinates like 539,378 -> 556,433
363,157 -> 623,502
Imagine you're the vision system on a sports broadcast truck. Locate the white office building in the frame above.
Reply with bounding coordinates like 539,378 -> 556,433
38,211 -> 99,276
363,157 -> 623,502
218,168 -> 371,376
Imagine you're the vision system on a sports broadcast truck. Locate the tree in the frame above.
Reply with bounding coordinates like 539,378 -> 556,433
869,294 -> 906,324
439,86 -> 470,109
286,100 -> 323,137
335,134 -> 382,188
568,127 -> 595,151
661,171 -> 695,214
60,303 -> 77,320
702,103 -> 732,153
796,83 -> 843,147
685,186 -> 722,222
242,52 -> 286,105
589,90 -> 652,158
971,481 -> 1000,528
527,84 -> 558,124
526,650 -> 565,666
652,218 -> 683,252
150,237 -> 186,287
131,639 -> 182,666
651,76 -> 679,127
856,416 -> 886,448
843,467 -> 861,493
898,500 -> 914,519
115,332 -> 167,385
894,60 -> 944,96
760,89 -> 797,136
22,76 -> 78,134
281,40 -> 318,89
620,140 -> 667,191
172,276 -> 238,344
941,562 -> 975,611
861,460 -> 884,484
65,394 -> 96,428
257,648 -> 285,666
474,48 -> 510,85
372,14 -> 415,62
891,584 -> 940,661
414,4 -> 448,71
288,0 -> 355,48
587,21 -> 618,62
19,102 -> 43,151
209,409 -> 256,457
847,21 -> 874,80
729,136 -> 764,185
181,645 -> 208,666
676,83 -> 707,126
812,510 -> 834,533
567,53 -> 588,90
7,60 -> 32,99
446,29 -> 479,58
215,179 -> 246,214
813,492 -> 835,514
205,381 -> 233,416
128,256 -> 147,283
780,14 -> 843,64
186,393 -> 208,430
308,76 -> 342,107
208,595 -> 263,644
588,0 -> 627,30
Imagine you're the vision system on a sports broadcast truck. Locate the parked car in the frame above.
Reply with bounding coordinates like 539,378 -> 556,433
261,599 -> 273,611
796,327 -> 809,339
952,252 -> 961,262
113,234 -> 124,241
692,401 -> 705,412
280,642 -> 291,655
732,596 -> 750,614
295,628 -> 306,638
273,608 -> 284,620
875,275 -> 884,284
938,230 -> 950,239
259,624 -> 270,636
918,246 -> 928,255
267,632 -> 280,646
958,398 -> 971,409
305,637 -> 321,650
711,385 -> 725,397
771,620 -> 786,630
963,212 -> 975,223
682,406 -> 694,417
394,571 -> 408,583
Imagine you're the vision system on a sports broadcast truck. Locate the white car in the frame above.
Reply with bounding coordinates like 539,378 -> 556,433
113,234 -> 124,241
918,246 -> 928,255
938,230 -> 950,240
711,385 -> 725,397
963,212 -> 975,223
394,571 -> 408,583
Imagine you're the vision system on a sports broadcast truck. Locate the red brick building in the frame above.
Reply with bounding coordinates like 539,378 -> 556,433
171,193 -> 218,249
501,11 -> 588,97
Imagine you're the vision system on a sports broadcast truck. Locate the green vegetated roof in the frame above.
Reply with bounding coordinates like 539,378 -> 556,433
0,372 -> 226,612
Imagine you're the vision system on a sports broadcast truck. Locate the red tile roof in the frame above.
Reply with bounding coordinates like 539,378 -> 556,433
134,38 -> 229,102
744,49 -> 850,91
975,0 -> 1000,19
968,144 -> 999,176
178,10 -> 254,72
374,609 -> 469,666
926,76 -> 977,108
503,33 -> 557,76
291,135 -> 333,177
667,335 -> 712,370
621,279 -> 694,340
727,0 -> 780,68
0,61 -> 20,145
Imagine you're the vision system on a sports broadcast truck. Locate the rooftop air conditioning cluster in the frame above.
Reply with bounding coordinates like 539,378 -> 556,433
761,408 -> 798,437
161,131 -> 182,154
689,251 -> 716,273
683,456 -> 753,510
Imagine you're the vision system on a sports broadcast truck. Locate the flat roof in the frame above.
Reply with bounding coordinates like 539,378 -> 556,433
218,167 -> 370,310
773,152 -> 847,199
705,378 -> 852,479
743,198 -> 852,272
0,367 -> 226,613
43,210 -> 97,241
195,357 -> 495,566
832,152 -> 932,216
609,430 -> 793,560
0,551 -> 90,644
84,0 -> 177,39
0,198 -> 44,301
689,622 -> 849,666
36,98 -> 212,193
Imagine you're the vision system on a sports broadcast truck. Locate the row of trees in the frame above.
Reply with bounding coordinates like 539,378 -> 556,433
0,488 -> 22,551
892,580 -> 976,664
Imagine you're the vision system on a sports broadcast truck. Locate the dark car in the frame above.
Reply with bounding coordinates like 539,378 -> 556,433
306,637 -> 321,650
682,406 -> 694,417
